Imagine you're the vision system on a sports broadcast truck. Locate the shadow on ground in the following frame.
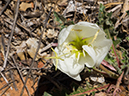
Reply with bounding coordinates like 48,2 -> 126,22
34,70 -> 82,96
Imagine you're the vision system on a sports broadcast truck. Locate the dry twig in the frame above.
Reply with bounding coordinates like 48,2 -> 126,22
20,7 -> 53,96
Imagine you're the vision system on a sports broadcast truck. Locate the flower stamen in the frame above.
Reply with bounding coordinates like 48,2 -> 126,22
88,29 -> 100,46
71,29 -> 82,32
45,48 -> 63,70
46,47 -> 71,70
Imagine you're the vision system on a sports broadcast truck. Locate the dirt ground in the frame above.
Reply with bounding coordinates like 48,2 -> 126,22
0,0 -> 129,96
0,71 -> 37,96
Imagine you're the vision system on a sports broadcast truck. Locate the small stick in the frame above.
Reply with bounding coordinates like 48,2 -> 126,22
0,0 -> 11,16
11,56 -> 31,96
0,80 -> 17,91
3,0 -> 20,69
0,86 -> 10,96
112,44 -> 120,68
99,64 -> 119,79
107,71 -> 124,96
9,70 -> 18,91
40,43 -> 58,53
71,84 -> 110,96
1,34 -> 6,59
115,71 -> 124,88
106,24 -> 121,68
0,72 -> 13,90
20,7 -> 53,96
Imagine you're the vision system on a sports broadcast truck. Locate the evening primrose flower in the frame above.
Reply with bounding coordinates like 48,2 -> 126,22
52,22 -> 112,81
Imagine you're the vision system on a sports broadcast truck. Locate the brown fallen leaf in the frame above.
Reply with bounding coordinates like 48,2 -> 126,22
122,0 -> 129,13
46,29 -> 58,38
23,10 -> 43,18
19,2 -> 33,11
16,41 -> 26,60
17,50 -> 25,61
0,52 -> 4,61
38,61 -> 44,68
26,38 -> 39,60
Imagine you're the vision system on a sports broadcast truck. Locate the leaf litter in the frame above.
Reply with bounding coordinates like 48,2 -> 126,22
0,0 -> 128,96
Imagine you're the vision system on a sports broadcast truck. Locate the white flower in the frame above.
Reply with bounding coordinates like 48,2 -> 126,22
52,22 -> 112,81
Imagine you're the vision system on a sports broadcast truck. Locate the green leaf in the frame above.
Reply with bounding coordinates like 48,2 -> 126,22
64,21 -> 74,25
126,36 -> 129,41
61,25 -> 66,30
107,12 -> 112,18
99,3 -> 105,12
106,19 -> 111,25
113,38 -> 122,47
43,92 -> 52,96
92,91 -> 95,96
120,47 -> 128,64
54,12 -> 66,24
126,10 -> 129,15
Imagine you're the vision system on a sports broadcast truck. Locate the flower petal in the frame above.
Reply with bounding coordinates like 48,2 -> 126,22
94,42 -> 112,66
70,22 -> 104,39
52,21 -> 112,81
82,45 -> 96,67
92,34 -> 112,66
53,48 -> 84,81
93,33 -> 112,48
58,25 -> 74,46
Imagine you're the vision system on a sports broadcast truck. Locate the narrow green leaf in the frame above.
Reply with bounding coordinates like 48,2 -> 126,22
43,92 -> 52,96
54,12 -> 66,23
126,36 -> 129,41
99,3 -> 105,12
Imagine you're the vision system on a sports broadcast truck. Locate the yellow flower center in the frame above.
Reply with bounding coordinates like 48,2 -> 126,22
46,29 -> 100,70
69,36 -> 88,51
68,29 -> 100,58
68,35 -> 88,58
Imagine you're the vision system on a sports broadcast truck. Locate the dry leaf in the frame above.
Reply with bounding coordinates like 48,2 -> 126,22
122,0 -> 129,13
63,1 -> 88,16
16,38 -> 47,61
16,41 -> 26,60
17,50 -> 25,60
19,2 -> 33,11
38,61 -> 44,68
90,76 -> 105,83
26,38 -> 39,60
23,10 -> 43,18
46,29 -> 58,38
26,38 -> 47,60
0,44 -> 4,61
0,52 -> 4,61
